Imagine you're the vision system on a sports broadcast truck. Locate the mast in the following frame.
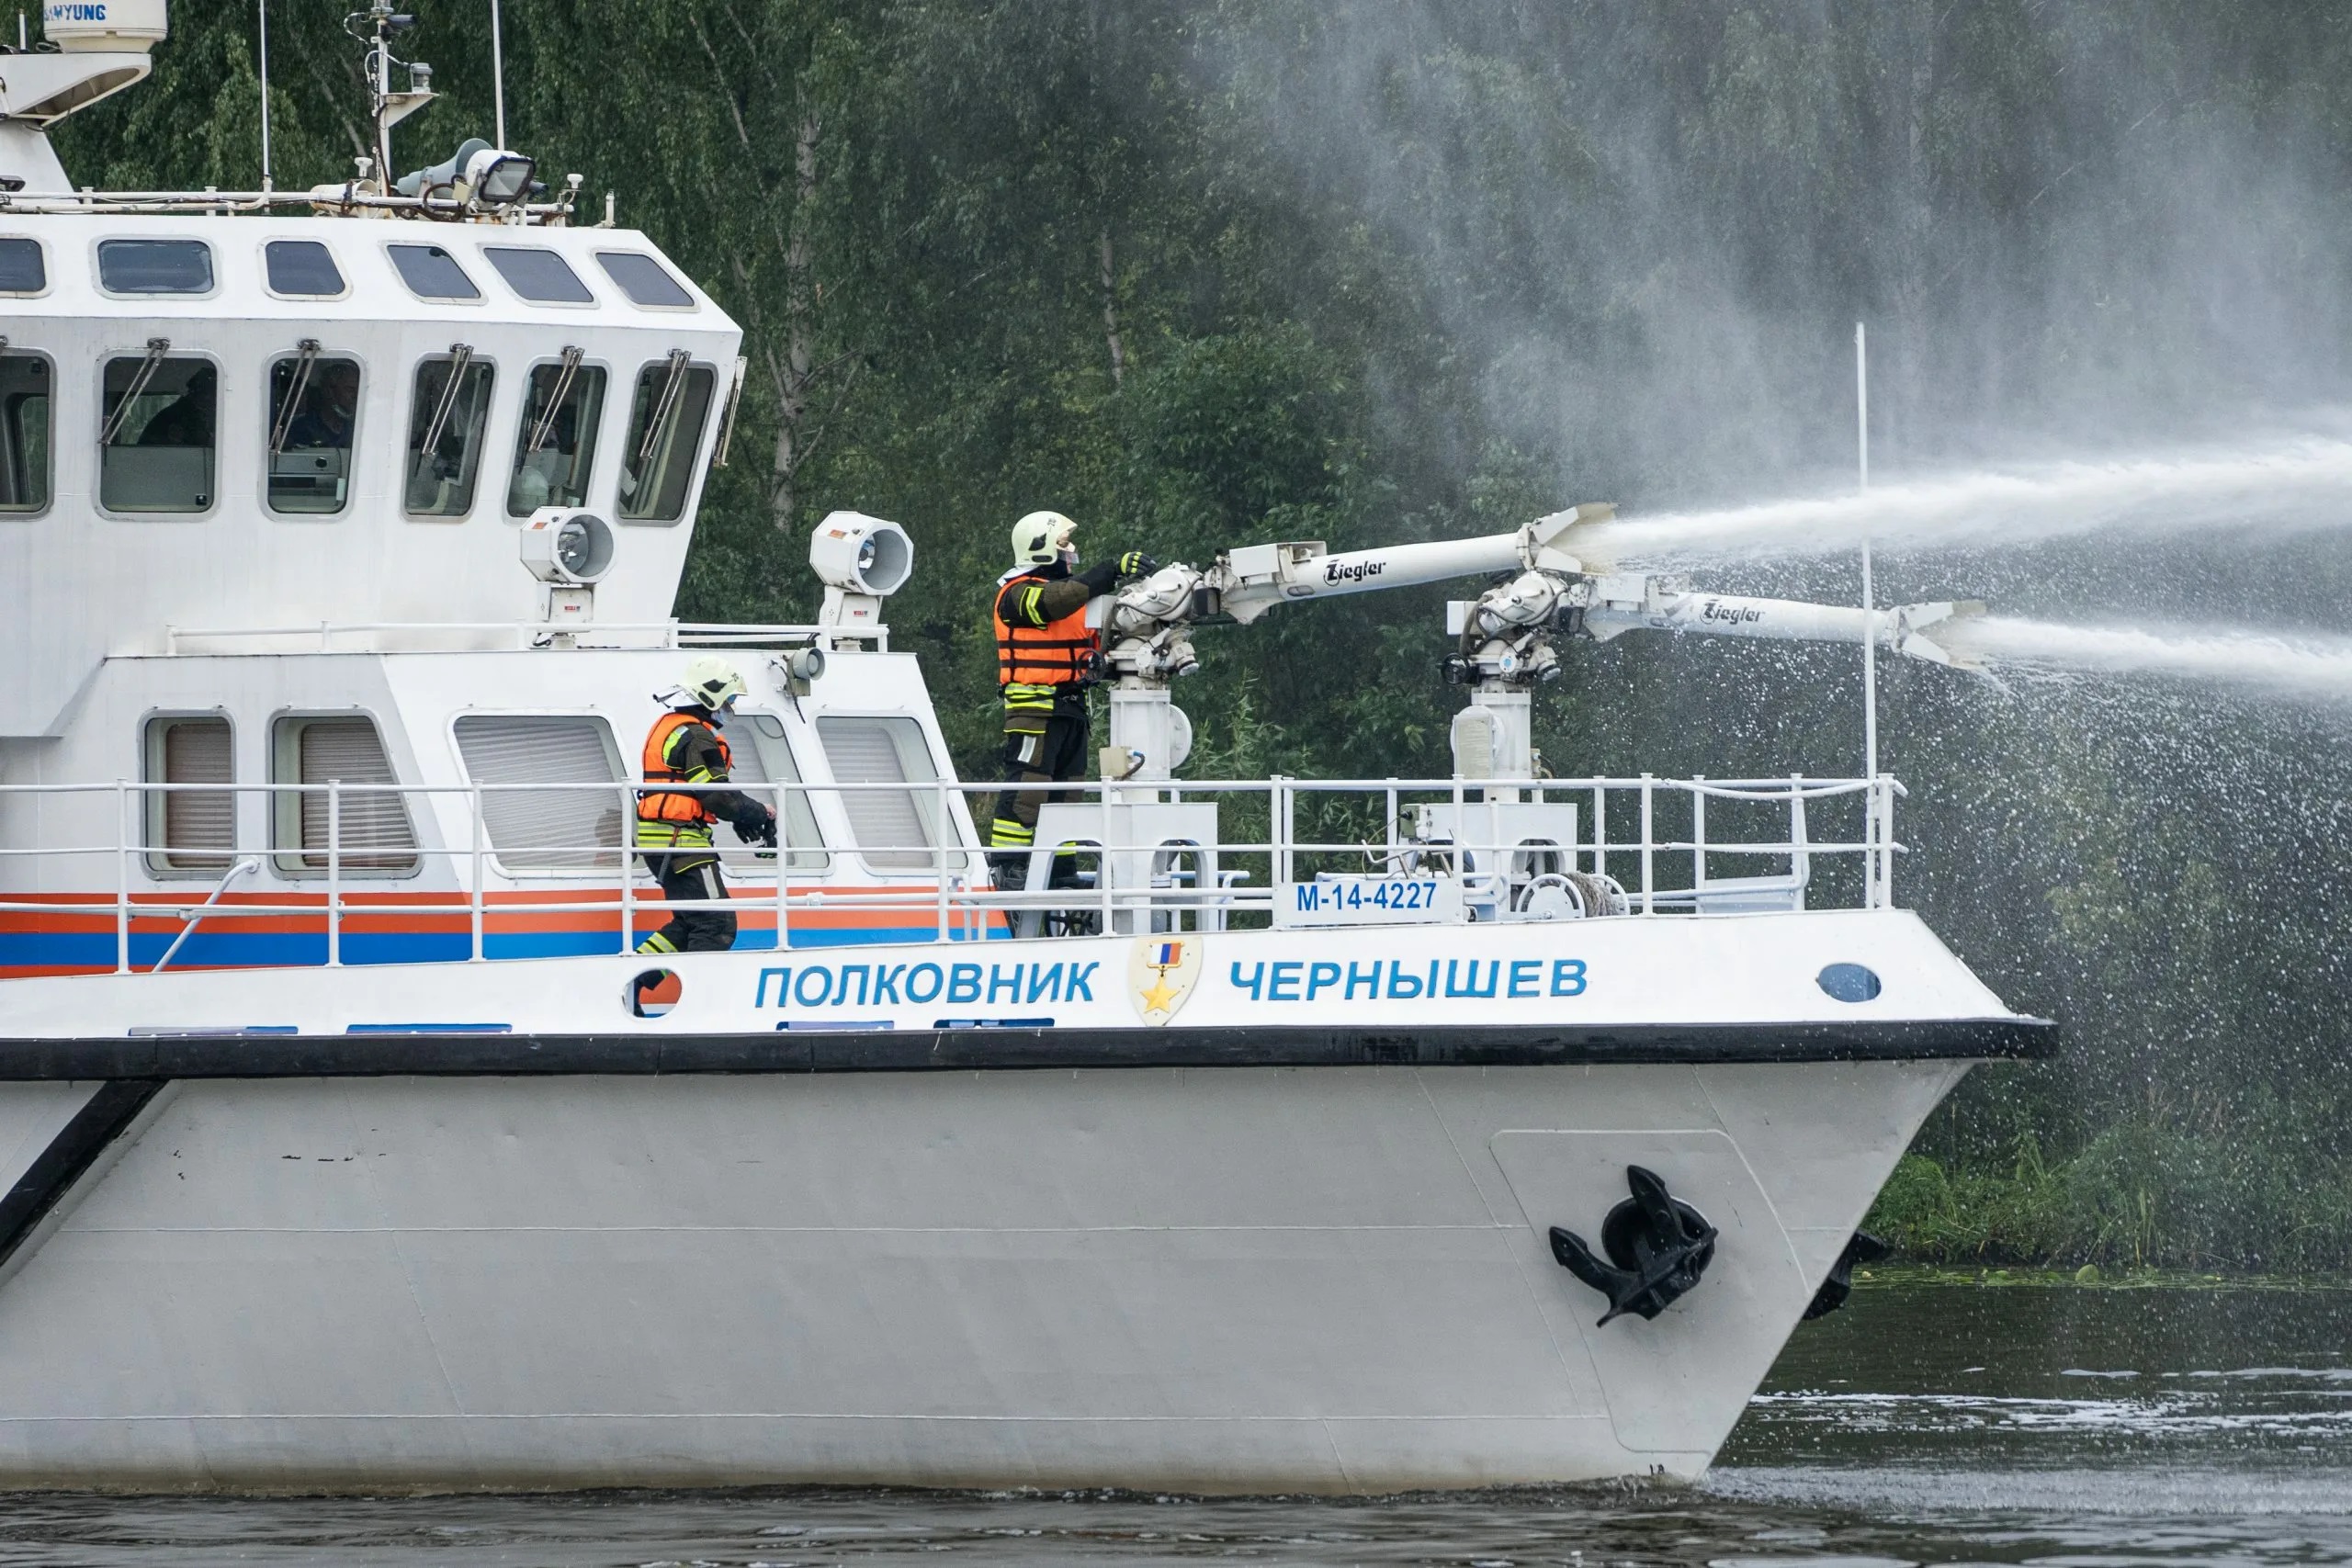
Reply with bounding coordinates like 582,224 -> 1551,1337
1857,321 -> 1882,908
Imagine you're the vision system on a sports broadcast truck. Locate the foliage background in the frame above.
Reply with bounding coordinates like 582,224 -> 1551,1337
55,0 -> 2352,1269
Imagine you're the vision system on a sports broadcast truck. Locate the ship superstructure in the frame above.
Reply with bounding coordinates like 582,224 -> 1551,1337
0,4 -> 2048,1493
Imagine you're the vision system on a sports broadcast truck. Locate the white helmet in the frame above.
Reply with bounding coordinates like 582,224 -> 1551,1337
680,654 -> 748,712
1011,510 -> 1078,568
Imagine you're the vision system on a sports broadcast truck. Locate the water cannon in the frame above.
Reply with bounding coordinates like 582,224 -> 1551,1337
1208,504 -> 1609,626
808,511 -> 913,647
1100,562 -> 1207,683
1443,570 -> 1575,687
1578,577 -> 1989,671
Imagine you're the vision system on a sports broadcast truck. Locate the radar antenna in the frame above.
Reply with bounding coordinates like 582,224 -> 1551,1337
345,3 -> 435,188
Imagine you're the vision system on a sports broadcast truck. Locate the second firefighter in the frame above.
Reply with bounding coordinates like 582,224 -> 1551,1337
635,656 -> 779,955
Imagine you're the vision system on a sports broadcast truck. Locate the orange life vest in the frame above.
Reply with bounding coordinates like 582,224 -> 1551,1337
993,570 -> 1099,694
637,711 -> 732,827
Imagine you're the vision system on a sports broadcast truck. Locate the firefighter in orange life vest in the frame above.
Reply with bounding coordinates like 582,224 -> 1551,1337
635,656 -> 778,955
989,512 -> 1154,886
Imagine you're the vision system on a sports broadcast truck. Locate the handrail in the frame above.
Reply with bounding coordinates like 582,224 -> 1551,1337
160,621 -> 853,654
149,857 -> 259,974
0,771 -> 1903,976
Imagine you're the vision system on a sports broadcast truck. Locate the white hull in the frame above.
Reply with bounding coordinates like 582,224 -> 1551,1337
0,1055 -> 1962,1492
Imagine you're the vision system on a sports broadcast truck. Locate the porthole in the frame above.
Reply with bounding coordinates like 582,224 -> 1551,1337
1817,963 -> 1883,1003
628,967 -> 681,1019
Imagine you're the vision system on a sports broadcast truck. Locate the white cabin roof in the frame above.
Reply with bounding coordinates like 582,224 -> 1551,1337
0,212 -> 745,739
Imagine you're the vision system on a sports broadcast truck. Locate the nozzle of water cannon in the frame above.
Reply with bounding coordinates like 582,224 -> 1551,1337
1898,600 -> 1996,677
1521,502 -> 1615,574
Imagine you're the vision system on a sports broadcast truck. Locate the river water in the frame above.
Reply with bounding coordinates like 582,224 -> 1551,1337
0,1281 -> 2343,1566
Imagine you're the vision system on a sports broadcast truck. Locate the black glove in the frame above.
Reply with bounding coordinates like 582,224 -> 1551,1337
1117,550 -> 1159,578
1078,559 -> 1122,595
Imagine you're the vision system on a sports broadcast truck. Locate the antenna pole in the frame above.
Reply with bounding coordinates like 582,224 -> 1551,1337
491,0 -> 507,149
1856,320 -> 1880,908
256,0 -> 273,190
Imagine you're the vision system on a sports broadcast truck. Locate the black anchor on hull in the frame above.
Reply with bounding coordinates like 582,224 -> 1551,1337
1548,1165 -> 1717,1326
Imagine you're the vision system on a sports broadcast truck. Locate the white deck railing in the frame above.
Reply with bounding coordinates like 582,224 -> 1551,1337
0,773 -> 1903,976
160,621 -> 855,653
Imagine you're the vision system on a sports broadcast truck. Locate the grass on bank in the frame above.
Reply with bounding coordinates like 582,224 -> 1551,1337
1863,1126 -> 2352,1274
1852,1263 -> 2352,1289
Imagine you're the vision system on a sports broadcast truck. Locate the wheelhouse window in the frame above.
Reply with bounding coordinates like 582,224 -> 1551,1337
96,238 -> 212,295
716,712 -> 830,874
100,348 -> 214,513
144,714 -> 235,874
0,238 -> 46,294
263,239 -> 346,298
266,345 -> 361,515
272,715 -> 418,875
451,714 -> 626,873
814,716 -> 967,874
617,355 -> 716,523
506,352 -> 605,515
482,246 -> 593,304
0,350 -> 51,513
594,251 -> 693,309
387,243 -> 481,301
402,350 -> 493,517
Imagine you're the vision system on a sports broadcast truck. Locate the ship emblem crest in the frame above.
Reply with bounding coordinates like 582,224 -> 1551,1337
1128,936 -> 1202,1026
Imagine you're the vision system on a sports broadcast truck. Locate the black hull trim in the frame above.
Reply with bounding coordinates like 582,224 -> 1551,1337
0,1079 -> 165,1271
0,1018 -> 2052,1080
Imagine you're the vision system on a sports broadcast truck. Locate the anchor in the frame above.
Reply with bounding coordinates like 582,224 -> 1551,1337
1801,1229 -> 1889,1320
1547,1165 -> 1717,1326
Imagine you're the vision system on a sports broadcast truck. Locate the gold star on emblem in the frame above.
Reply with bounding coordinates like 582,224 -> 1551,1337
1138,975 -> 1181,1014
